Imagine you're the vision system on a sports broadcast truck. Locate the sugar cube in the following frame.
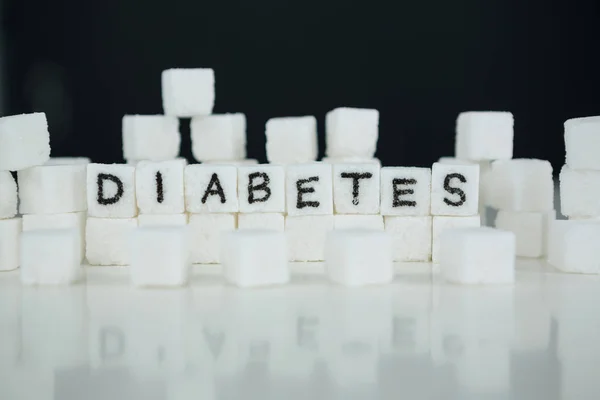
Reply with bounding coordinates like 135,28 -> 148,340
135,159 -> 185,214
325,107 -> 379,158
238,165 -> 285,213
22,212 -> 86,261
322,157 -> 381,166
0,171 -> 17,219
202,159 -> 258,166
333,163 -> 380,214
285,215 -> 334,261
431,162 -> 479,216
334,215 -> 384,230
494,210 -> 555,258
161,68 -> 215,117
87,163 -> 137,218
454,111 -> 514,161
432,215 -> 481,263
21,229 -> 81,285
184,164 -> 238,213
265,116 -> 318,164
18,164 -> 87,215
130,227 -> 190,287
564,116 -> 600,170
191,113 -> 246,162
86,217 -> 138,266
238,213 -> 284,231
547,220 -> 600,274
487,159 -> 554,212
0,218 -> 21,271
440,227 -> 515,284
325,230 -> 393,287
221,230 -> 289,287
380,167 -> 431,216
188,213 -> 236,263
286,163 -> 333,216
0,113 -> 50,171
138,214 -> 188,227
45,157 -> 91,165
122,115 -> 180,161
559,166 -> 600,217
384,216 -> 432,262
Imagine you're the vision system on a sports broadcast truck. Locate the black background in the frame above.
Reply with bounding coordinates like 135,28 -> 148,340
3,0 -> 600,171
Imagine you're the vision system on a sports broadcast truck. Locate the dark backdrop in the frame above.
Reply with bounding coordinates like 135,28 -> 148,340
3,0 -> 600,171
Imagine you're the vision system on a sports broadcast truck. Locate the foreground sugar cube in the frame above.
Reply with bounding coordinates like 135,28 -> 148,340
130,227 -> 190,287
547,220 -> 600,274
384,216 -> 432,262
0,218 -> 21,271
191,113 -> 246,162
0,171 -> 17,219
285,215 -> 334,261
18,165 -> 87,214
221,230 -> 289,287
188,213 -> 236,263
380,167 -> 431,216
487,159 -> 554,212
325,230 -> 393,287
138,213 -> 188,227
494,210 -> 555,258
325,107 -> 379,158
333,163 -> 380,214
238,213 -> 284,231
454,111 -> 514,161
161,68 -> 215,117
23,212 -> 86,261
440,227 -> 515,284
87,163 -> 137,218
21,229 -> 81,285
431,162 -> 479,216
432,215 -> 481,263
334,215 -> 384,230
286,163 -> 333,216
86,217 -> 138,265
122,115 -> 180,161
564,116 -> 600,170
265,116 -> 318,164
135,159 -> 185,214
0,113 -> 50,171
185,164 -> 239,213
559,166 -> 600,217
238,165 -> 285,213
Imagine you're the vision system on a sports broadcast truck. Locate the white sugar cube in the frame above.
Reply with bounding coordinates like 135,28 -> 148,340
440,227 -> 515,284
455,111 -> 514,161
322,157 -> 381,166
184,164 -> 238,213
86,217 -> 138,265
487,159 -> 554,212
286,163 -> 333,216
202,158 -> 258,166
191,113 -> 246,162
22,212 -> 86,261
221,230 -> 289,288
384,216 -> 432,262
334,215 -> 384,230
380,167 -> 431,216
325,230 -> 393,287
564,116 -> 600,170
559,166 -> 600,217
138,213 -> 188,226
45,157 -> 91,165
0,171 -> 17,219
87,163 -> 137,218
494,210 -> 555,258
432,215 -> 481,263
0,218 -> 21,271
122,115 -> 180,161
21,229 -> 81,285
238,213 -> 284,231
18,164 -> 87,215
285,215 -> 334,261
325,107 -> 379,158
0,113 -> 50,171
548,220 -> 600,274
130,227 -> 190,287
333,163 -> 380,214
238,165 -> 285,213
431,162 -> 479,216
135,159 -> 185,214
188,213 -> 236,263
161,68 -> 215,117
265,116 -> 318,164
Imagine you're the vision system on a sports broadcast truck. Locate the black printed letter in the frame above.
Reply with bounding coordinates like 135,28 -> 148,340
296,177 -> 320,209
443,173 -> 466,206
201,173 -> 226,204
155,172 -> 164,203
341,172 -> 373,206
248,172 -> 271,204
392,178 -> 417,207
97,173 -> 124,205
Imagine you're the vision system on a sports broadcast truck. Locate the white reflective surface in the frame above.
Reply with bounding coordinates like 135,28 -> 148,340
0,261 -> 597,399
